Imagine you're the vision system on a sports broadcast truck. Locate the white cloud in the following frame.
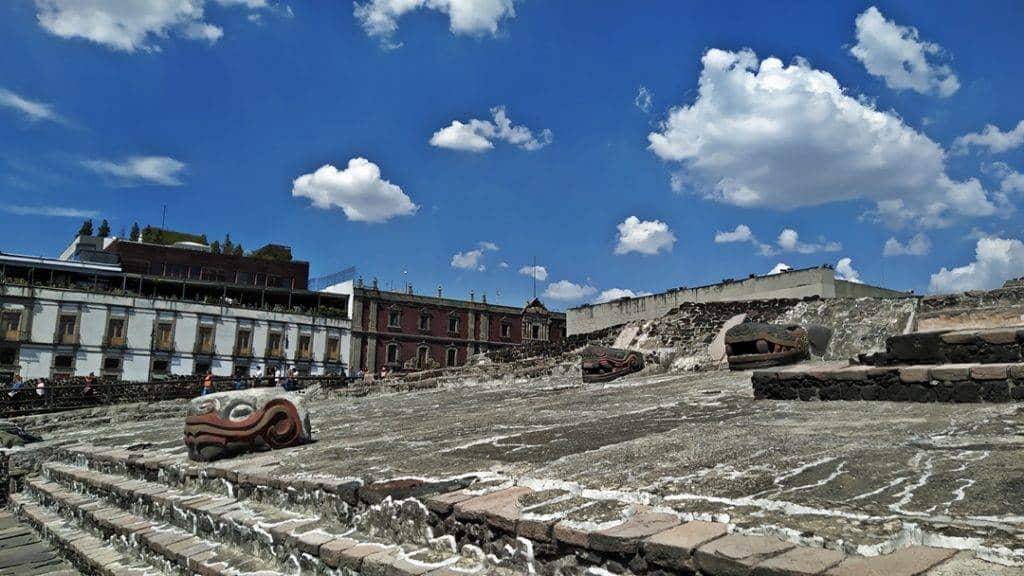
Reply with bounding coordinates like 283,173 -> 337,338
0,88 -> 61,123
929,237 -> 1024,293
451,241 -> 498,271
82,156 -> 186,186
714,224 -> 753,243
451,249 -> 485,271
883,233 -> 931,256
776,228 -> 841,254
634,86 -> 652,114
291,157 -> 418,223
614,216 -> 676,255
767,263 -> 792,275
647,48 -> 997,228
1,205 -> 98,218
955,120 -> 1024,154
835,257 -> 863,284
544,280 -> 596,301
850,6 -> 959,97
518,265 -> 548,282
593,288 -> 652,304
498,261 -> 509,269
714,224 -> 776,255
430,107 -> 552,152
354,0 -> 515,47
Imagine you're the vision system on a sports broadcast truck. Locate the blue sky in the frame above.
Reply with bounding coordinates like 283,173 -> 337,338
2,0 -> 1024,309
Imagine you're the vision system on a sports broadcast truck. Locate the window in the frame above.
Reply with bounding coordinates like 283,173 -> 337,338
418,314 -> 431,331
0,347 -> 16,367
388,311 -> 402,328
267,332 -> 284,357
106,317 -> 126,347
235,328 -> 253,356
151,358 -> 170,376
53,354 -> 75,377
196,325 -> 215,354
501,323 -> 512,338
233,364 -> 251,377
448,316 -> 459,334
298,334 -> 312,360
532,325 -> 541,340
446,348 -> 458,367
386,343 -> 399,364
326,337 -> 340,362
236,271 -> 254,285
1,311 -> 20,341
57,314 -> 78,344
416,346 -> 429,367
154,322 -> 174,351
194,361 -> 211,375
102,357 -> 121,371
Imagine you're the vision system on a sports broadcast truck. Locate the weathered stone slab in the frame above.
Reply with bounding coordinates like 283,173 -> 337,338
978,328 -> 1019,345
695,534 -> 794,576
589,511 -> 679,554
898,367 -> 931,384
320,537 -> 360,568
753,546 -> 846,576
970,364 -> 1011,380
825,546 -> 956,576
452,487 -> 532,533
929,365 -> 973,381
644,521 -> 728,571
425,490 -> 474,515
333,543 -> 393,572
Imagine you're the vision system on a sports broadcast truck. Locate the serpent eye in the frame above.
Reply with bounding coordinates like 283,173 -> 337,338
228,404 -> 254,421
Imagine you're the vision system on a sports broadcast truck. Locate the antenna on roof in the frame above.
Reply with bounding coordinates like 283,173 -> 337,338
532,255 -> 537,300
161,204 -> 167,229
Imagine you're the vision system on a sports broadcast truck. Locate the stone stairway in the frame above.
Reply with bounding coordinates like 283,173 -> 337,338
9,455 -> 502,576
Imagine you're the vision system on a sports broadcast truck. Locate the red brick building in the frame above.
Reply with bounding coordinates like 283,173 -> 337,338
348,283 -> 565,374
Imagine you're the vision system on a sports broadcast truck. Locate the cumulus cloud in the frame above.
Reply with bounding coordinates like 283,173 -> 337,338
776,228 -> 841,254
450,241 -> 499,271
850,6 -> 959,97
518,265 -> 548,282
0,88 -> 61,123
82,156 -> 186,186
1,205 -> 98,218
647,48 -> 998,229
634,86 -> 653,114
543,280 -> 596,301
354,0 -> 515,47
767,263 -> 793,275
714,224 -> 776,255
929,237 -> 1024,293
883,233 -> 931,256
955,120 -> 1024,154
614,216 -> 676,255
291,157 -> 418,223
835,257 -> 863,284
593,288 -> 652,304
430,107 -> 552,152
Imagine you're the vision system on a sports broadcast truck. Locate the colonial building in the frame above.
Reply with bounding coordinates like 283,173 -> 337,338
0,236 -> 350,382
338,281 -> 565,374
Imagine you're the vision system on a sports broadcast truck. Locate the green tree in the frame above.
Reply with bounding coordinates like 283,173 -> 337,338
78,219 -> 94,236
232,244 -> 244,257
129,222 -> 140,241
97,219 -> 111,237
210,240 -> 222,254
223,234 -> 234,254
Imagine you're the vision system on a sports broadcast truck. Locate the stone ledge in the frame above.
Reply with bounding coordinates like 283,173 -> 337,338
825,546 -> 956,576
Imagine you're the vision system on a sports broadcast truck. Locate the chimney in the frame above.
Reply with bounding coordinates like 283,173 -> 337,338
482,292 -> 487,303
406,283 -> 413,295
371,277 -> 379,289
470,290 -> 475,302
437,285 -> 443,298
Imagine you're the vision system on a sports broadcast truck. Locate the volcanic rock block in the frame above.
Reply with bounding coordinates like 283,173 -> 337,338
580,346 -> 645,383
0,420 -> 42,448
183,389 -> 312,462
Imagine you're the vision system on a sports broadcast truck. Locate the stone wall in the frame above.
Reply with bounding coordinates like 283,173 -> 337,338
918,285 -> 1024,331
753,363 -> 1024,403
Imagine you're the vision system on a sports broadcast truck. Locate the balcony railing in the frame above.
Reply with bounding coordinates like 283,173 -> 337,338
195,342 -> 215,355
3,329 -> 22,342
105,336 -> 126,348
57,334 -> 78,345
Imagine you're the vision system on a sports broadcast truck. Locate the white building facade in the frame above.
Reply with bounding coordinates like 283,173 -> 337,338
1,284 -> 350,381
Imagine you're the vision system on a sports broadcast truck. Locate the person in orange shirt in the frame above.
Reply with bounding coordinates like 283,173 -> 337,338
202,370 -> 214,396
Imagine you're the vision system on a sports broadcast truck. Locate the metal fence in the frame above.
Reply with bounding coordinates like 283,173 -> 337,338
0,375 -> 353,418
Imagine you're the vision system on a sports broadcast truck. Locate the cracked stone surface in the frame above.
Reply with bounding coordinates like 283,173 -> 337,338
11,369 -> 1024,567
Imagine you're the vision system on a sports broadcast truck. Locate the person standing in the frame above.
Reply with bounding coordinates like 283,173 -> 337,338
202,370 -> 214,396
83,372 -> 97,397
253,365 -> 264,387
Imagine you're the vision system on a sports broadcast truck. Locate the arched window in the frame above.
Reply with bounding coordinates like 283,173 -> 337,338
446,348 -> 458,367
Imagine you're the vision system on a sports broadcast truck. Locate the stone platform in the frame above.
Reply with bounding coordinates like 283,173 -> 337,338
5,371 -> 1024,575
860,326 -> 1024,366
753,361 -> 1024,402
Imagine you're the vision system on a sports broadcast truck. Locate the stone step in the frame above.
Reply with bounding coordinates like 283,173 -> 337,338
861,326 -> 1024,366
9,492 -> 165,576
753,362 -> 1024,402
0,509 -> 82,576
40,461 -> 488,576
23,476 -> 287,575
